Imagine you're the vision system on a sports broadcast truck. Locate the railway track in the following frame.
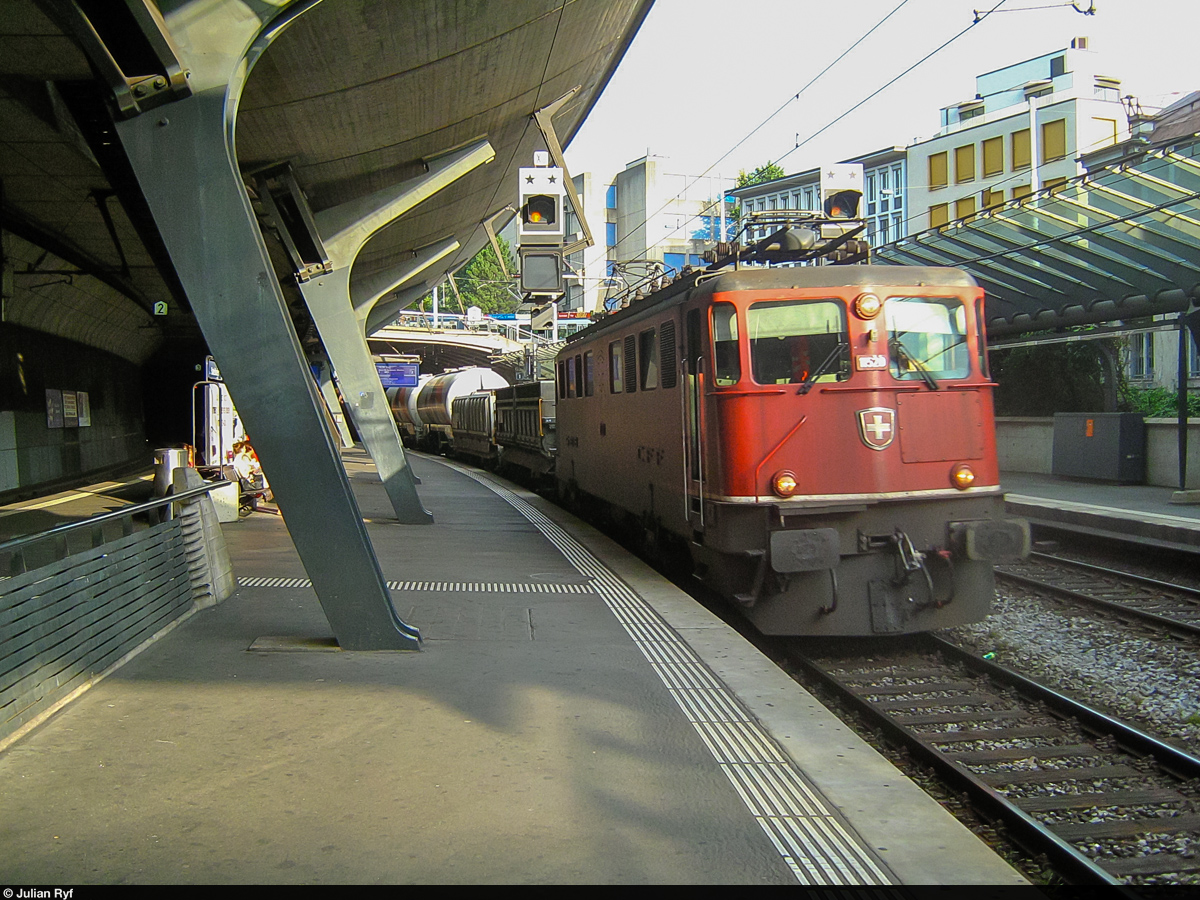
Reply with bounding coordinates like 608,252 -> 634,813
996,551 -> 1200,638
791,635 -> 1200,885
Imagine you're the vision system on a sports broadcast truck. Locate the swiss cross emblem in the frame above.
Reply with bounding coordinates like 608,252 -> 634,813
857,407 -> 896,450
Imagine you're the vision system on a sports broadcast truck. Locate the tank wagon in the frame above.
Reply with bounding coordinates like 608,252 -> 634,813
414,367 -> 508,452
553,262 -> 1029,636
386,374 -> 431,447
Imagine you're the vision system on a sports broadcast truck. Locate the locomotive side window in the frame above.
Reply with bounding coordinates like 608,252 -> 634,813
574,354 -> 584,398
747,299 -> 847,386
639,328 -> 659,390
609,340 -> 624,393
584,351 -> 595,396
566,355 -> 577,398
885,297 -> 970,382
712,302 -> 740,385
975,297 -> 990,379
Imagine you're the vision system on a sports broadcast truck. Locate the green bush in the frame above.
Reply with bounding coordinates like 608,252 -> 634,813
1122,385 -> 1200,418
990,341 -> 1120,416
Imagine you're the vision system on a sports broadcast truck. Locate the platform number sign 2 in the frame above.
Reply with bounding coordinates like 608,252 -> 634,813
153,301 -> 168,316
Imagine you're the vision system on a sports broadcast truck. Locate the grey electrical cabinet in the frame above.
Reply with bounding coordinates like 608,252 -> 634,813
1051,412 -> 1146,483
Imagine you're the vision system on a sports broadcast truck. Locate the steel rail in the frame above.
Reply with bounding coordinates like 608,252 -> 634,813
791,635 -> 1200,885
996,562 -> 1200,640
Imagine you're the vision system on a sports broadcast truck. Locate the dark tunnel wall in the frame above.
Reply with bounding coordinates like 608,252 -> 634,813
0,323 -> 149,501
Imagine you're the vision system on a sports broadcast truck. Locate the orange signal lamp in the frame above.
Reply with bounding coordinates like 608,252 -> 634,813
950,464 -> 976,490
772,470 -> 799,497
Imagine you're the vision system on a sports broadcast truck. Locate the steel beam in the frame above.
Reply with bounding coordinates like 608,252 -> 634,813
313,356 -> 356,448
293,142 -> 491,523
112,0 -> 420,649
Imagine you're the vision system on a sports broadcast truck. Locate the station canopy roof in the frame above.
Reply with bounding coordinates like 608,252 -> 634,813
873,136 -> 1200,341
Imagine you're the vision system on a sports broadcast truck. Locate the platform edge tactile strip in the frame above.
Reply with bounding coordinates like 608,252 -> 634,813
439,459 -> 894,887
237,576 -> 595,594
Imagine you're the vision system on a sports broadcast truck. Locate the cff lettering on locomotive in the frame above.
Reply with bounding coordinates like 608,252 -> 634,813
553,240 -> 1028,636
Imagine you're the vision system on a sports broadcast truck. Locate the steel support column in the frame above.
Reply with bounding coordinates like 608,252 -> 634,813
314,357 -> 356,449
112,1 -> 419,649
295,140 -> 492,524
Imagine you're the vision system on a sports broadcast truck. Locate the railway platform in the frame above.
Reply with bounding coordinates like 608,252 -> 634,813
0,449 -> 1025,885
1002,471 -> 1200,552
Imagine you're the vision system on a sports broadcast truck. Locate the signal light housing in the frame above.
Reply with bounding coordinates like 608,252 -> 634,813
950,463 -> 976,490
853,292 -> 882,319
518,166 -> 566,243
772,470 -> 799,498
823,189 -> 861,218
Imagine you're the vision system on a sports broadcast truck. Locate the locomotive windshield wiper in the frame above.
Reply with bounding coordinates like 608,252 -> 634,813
797,339 -> 848,395
888,335 -> 940,391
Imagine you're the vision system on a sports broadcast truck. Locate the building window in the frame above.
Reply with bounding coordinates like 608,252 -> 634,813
1093,117 -> 1119,150
929,152 -> 948,190
879,168 -> 890,213
955,145 -> 975,184
1042,119 -> 1067,162
955,195 -> 977,222
892,165 -> 903,209
1128,333 -> 1153,380
930,204 -> 949,228
1012,129 -> 1031,170
1050,55 -> 1066,78
1011,184 -> 1031,201
605,221 -> 616,248
982,188 -> 1004,209
982,136 -> 1004,177
866,173 -> 876,216
605,184 -> 616,209
1043,176 -> 1068,194
893,213 -> 903,239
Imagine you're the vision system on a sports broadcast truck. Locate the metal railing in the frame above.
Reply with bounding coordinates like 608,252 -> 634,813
0,482 -> 228,577
1,479 -> 233,748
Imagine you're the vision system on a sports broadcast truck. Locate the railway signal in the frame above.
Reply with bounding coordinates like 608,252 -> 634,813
820,163 -> 863,219
517,152 -> 566,296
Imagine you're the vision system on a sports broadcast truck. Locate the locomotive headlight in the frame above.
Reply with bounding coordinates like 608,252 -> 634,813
950,463 -> 976,490
772,470 -> 799,497
853,292 -> 882,319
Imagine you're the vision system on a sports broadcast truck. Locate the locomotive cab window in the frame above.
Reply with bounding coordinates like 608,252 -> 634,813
747,299 -> 848,386
885,297 -> 970,383
712,302 -> 741,385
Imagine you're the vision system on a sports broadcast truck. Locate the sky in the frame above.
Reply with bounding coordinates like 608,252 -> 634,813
564,0 -> 1200,186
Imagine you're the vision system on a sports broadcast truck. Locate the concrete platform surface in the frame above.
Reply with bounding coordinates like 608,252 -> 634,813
0,450 -> 1025,885
1002,471 -> 1200,551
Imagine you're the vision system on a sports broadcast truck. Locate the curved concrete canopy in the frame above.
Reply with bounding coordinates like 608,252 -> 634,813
0,0 -> 653,354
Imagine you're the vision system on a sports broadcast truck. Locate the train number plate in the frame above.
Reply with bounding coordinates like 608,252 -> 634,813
855,354 -> 888,370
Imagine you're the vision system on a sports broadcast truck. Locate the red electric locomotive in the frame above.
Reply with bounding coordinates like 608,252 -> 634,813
554,242 -> 1028,636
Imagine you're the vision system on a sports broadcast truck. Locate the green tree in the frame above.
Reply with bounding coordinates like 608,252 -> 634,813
454,237 -> 518,315
735,161 -> 786,189
412,238 -> 518,316
732,162 -> 787,223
